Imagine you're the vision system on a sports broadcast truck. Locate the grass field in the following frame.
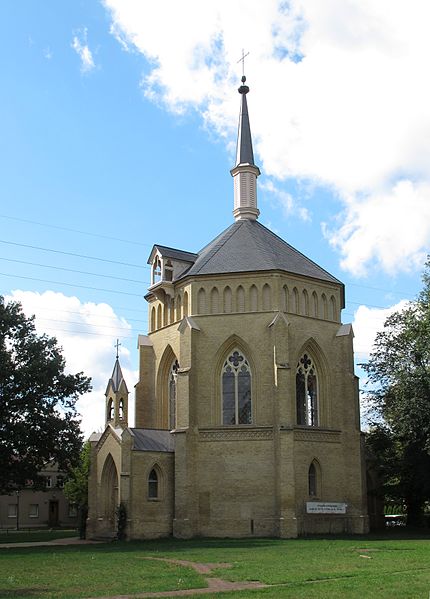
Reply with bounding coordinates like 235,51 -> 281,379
0,532 -> 429,598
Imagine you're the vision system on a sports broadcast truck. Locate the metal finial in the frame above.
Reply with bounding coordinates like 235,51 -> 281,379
237,49 -> 249,77
115,339 -> 121,359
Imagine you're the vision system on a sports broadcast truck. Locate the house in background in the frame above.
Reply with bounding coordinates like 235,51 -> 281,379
0,462 -> 78,529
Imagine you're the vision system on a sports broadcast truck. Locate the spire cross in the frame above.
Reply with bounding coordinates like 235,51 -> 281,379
237,49 -> 249,77
115,339 -> 121,359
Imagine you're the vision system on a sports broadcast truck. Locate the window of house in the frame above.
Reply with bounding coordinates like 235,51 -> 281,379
169,360 -> 179,430
308,463 -> 317,497
46,476 -> 52,488
222,350 -> 252,425
56,476 -> 64,489
8,504 -> 17,518
148,468 -> 159,499
29,504 -> 39,518
296,353 -> 319,426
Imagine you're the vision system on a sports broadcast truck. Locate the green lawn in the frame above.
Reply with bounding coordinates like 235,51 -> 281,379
0,532 -> 430,598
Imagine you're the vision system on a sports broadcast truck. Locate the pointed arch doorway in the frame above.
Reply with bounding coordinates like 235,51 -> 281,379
100,454 -> 119,533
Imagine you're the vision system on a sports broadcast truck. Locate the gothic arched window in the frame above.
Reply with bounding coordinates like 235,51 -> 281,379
296,353 -> 319,426
148,468 -> 158,499
118,399 -> 124,420
222,350 -> 252,425
308,462 -> 317,496
152,256 -> 162,285
169,360 -> 179,430
107,398 -> 114,421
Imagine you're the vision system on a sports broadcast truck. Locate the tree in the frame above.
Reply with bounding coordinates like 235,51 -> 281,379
0,296 -> 91,493
363,259 -> 430,526
64,441 -> 91,538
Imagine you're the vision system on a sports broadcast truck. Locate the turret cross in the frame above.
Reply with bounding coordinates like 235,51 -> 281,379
115,338 -> 121,359
237,49 -> 250,77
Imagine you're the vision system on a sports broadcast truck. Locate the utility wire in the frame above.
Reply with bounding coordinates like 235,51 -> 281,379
0,239 -> 149,270
0,214 -> 152,248
0,257 -> 149,285
0,272 -> 144,297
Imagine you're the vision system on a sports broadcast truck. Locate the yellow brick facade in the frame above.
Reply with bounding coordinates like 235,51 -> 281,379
87,267 -> 368,539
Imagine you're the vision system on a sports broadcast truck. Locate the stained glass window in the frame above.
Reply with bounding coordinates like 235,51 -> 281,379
222,350 -> 252,425
296,353 -> 319,426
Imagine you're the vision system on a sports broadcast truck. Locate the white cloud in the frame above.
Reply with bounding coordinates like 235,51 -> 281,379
261,180 -> 310,222
352,299 -> 410,358
72,28 -> 95,73
6,290 -> 137,438
103,0 -> 430,276
323,181 -> 430,276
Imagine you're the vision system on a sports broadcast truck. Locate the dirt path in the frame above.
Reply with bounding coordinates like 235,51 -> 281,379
89,557 -> 267,598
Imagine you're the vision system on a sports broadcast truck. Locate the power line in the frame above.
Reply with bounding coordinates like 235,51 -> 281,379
0,213 -> 153,248
17,305 -> 148,324
33,316 -> 144,335
0,239 -> 149,270
0,257 -> 149,285
0,272 -> 144,297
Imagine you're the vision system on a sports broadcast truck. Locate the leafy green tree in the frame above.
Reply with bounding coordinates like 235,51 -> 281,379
64,441 -> 91,537
0,296 -> 91,493
363,260 -> 430,525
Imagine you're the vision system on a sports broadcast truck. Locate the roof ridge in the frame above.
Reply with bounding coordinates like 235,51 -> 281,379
155,244 -> 198,256
253,221 -> 343,284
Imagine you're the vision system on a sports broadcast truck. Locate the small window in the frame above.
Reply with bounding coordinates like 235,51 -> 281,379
153,256 -> 162,284
308,463 -> 317,497
29,504 -> 39,518
118,399 -> 125,420
169,360 -> 179,430
107,398 -> 114,421
46,476 -> 52,488
148,468 -> 159,500
8,504 -> 17,518
56,477 -> 64,489
68,504 -> 78,517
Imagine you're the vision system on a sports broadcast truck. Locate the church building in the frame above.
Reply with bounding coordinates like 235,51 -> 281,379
87,76 -> 369,539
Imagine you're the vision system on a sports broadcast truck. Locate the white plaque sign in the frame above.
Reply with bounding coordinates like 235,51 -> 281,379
306,502 -> 347,514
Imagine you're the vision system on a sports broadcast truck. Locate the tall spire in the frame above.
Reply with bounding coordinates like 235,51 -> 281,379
230,76 -> 260,221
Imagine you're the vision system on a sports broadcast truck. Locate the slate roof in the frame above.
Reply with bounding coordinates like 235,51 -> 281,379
106,357 -> 128,394
178,219 -> 342,286
130,428 -> 175,453
147,244 -> 198,265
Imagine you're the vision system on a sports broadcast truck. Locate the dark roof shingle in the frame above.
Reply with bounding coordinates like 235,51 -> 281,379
179,220 -> 342,286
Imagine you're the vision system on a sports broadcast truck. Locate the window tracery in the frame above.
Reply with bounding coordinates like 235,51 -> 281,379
296,353 -> 319,426
222,349 -> 252,425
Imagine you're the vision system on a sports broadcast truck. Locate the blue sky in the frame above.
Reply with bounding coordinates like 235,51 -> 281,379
1,1 -> 428,435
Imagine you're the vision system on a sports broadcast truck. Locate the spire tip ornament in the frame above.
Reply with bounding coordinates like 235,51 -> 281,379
230,66 -> 260,222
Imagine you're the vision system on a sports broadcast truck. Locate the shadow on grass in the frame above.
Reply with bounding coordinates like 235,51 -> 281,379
2,527 -> 430,557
